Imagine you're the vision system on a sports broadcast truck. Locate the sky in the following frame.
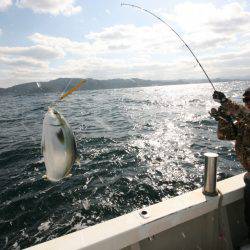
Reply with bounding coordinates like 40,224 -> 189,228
0,0 -> 250,87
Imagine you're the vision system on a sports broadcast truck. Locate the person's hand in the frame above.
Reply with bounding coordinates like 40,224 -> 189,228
213,91 -> 227,104
209,108 -> 219,120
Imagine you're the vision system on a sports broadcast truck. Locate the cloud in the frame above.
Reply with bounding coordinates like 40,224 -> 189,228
0,56 -> 195,85
86,3 -> 250,55
85,24 -> 179,54
2,2 -> 250,87
16,0 -> 82,16
208,3 -> 250,34
0,28 -> 2,36
66,27 -> 250,78
28,24 -> 182,61
1,45 -> 250,88
0,56 -> 48,68
159,2 -> 250,50
86,24 -> 138,41
0,0 -> 12,11
107,44 -> 130,50
0,43 -> 62,87
105,9 -> 111,15
67,56 -> 208,81
0,45 -> 64,60
199,48 -> 250,79
184,31 -> 234,51
0,67 -> 51,87
29,32 -> 95,55
29,31 -> 126,55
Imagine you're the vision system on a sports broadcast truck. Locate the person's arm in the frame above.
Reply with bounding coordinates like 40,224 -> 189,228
217,118 -> 237,140
222,99 -> 246,117
213,91 -> 247,116
210,107 -> 237,140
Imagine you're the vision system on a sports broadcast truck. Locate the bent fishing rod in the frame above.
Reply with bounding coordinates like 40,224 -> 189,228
121,3 -> 217,91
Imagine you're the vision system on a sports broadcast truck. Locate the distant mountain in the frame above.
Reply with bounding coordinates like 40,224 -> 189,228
0,77 -> 233,95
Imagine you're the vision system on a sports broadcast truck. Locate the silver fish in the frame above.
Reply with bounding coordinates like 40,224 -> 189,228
41,108 -> 77,181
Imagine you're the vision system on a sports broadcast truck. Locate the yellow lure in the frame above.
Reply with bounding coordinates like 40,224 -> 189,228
59,79 -> 86,101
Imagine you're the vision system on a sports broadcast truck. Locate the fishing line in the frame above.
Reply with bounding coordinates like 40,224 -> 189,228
48,78 -> 72,108
20,79 -> 86,144
50,79 -> 86,108
121,3 -> 217,91
33,78 -> 83,109
35,79 -> 73,108
61,78 -> 73,98
19,82 -> 45,145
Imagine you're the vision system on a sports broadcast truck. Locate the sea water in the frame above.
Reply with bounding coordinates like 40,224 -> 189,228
0,81 -> 247,249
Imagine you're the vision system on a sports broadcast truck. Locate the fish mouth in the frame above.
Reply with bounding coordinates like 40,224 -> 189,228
48,107 -> 58,115
45,108 -> 62,126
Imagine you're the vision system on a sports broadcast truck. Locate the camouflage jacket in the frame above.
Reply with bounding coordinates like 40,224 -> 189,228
217,99 -> 250,170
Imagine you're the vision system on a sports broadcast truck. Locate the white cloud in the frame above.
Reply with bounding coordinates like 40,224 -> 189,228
29,32 -> 96,56
0,56 -> 48,68
171,2 -> 249,33
85,24 -> 179,54
0,56 -> 197,88
0,43 -> 63,88
16,0 -> 82,16
51,57 -> 201,80
105,9 -> 111,15
200,48 -> 250,79
0,45 -> 64,60
0,28 -> 2,36
2,2 -> 250,87
0,67 -> 51,87
159,2 -> 250,51
1,45 -> 250,88
86,24 -> 136,40
208,3 -> 250,34
0,0 -> 12,11
28,24 -> 183,62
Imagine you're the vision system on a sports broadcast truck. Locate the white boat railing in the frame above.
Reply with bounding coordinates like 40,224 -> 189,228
25,173 -> 245,250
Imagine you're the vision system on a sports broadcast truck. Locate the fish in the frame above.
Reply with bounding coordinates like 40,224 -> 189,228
41,108 -> 78,181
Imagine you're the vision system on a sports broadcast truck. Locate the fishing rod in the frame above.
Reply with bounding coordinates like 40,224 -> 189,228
121,3 -> 217,91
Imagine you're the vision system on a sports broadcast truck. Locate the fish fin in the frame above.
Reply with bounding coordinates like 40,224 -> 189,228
75,154 -> 81,166
72,135 -> 80,166
65,173 -> 72,178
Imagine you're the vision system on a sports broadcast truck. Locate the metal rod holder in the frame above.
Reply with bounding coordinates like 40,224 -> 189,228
203,152 -> 218,196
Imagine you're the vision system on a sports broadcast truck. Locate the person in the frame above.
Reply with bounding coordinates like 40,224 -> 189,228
210,87 -> 250,238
